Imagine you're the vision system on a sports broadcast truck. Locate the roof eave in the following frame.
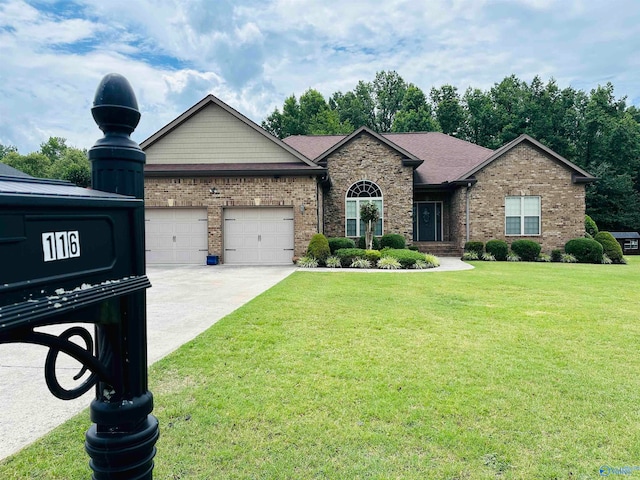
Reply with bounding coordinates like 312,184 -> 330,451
144,167 -> 327,178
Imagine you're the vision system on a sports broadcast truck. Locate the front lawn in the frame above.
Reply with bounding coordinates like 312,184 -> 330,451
2,259 -> 639,479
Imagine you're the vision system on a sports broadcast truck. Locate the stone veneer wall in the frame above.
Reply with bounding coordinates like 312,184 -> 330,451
323,133 -> 414,242
458,143 -> 586,252
144,175 -> 319,261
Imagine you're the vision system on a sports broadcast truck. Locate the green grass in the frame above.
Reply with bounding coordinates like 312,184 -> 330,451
2,259 -> 640,479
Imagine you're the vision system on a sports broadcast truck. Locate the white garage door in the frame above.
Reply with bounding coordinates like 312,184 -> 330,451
224,208 -> 294,265
145,208 -> 208,264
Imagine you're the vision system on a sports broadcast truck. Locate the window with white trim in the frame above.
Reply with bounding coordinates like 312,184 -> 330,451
345,181 -> 383,237
505,196 -> 540,235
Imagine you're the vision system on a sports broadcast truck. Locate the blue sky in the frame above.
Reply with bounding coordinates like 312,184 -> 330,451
1,0 -> 639,154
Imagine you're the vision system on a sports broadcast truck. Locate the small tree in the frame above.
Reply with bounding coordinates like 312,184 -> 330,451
360,202 -> 380,250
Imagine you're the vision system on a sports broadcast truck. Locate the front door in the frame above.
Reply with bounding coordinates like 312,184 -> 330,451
413,202 -> 442,242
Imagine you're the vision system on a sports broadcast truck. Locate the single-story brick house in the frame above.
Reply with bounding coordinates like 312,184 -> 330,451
141,94 -> 595,265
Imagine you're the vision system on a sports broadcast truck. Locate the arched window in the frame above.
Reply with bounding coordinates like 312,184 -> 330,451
345,180 -> 383,237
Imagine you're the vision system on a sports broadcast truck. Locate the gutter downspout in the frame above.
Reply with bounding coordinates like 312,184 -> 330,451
465,182 -> 471,243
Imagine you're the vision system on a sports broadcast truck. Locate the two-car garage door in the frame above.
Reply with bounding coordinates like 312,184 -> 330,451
145,207 -> 294,265
224,208 -> 294,265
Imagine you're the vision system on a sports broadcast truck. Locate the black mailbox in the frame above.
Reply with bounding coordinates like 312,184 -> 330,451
0,74 -> 159,479
0,175 -> 149,327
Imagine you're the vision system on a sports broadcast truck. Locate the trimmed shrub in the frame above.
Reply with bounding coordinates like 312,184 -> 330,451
594,231 -> 624,263
510,240 -> 541,262
464,241 -> 484,255
585,215 -> 598,237
307,233 -> 330,262
564,237 -> 603,264
364,249 -> 381,265
357,235 -> 381,250
380,233 -> 406,250
485,239 -> 509,261
335,248 -> 367,267
378,256 -> 402,270
381,248 -> 427,268
551,249 -> 563,262
328,237 -> 356,254
407,245 -> 420,251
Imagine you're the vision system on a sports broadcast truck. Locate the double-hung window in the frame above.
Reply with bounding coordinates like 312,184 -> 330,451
505,196 -> 540,235
345,181 -> 383,237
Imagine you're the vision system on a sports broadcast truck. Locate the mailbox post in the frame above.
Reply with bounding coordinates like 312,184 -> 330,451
0,74 -> 159,479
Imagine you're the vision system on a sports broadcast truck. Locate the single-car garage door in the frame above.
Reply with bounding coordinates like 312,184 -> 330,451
224,208 -> 294,265
145,208 -> 208,264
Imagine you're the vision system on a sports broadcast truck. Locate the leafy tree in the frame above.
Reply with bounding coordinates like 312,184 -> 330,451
40,136 -> 68,163
430,85 -> 466,136
392,85 -> 439,132
2,151 -> 51,177
0,143 -> 17,160
372,70 -> 407,132
49,147 -> 91,187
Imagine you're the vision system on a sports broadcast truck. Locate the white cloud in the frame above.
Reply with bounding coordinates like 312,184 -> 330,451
0,0 -> 638,154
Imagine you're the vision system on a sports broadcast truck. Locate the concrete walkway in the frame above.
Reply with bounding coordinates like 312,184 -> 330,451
0,258 -> 471,460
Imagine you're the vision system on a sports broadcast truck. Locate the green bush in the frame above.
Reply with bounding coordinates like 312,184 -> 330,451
594,231 -> 624,263
357,235 -> 381,250
564,237 -> 603,264
464,241 -> 484,255
381,248 -> 426,268
380,233 -> 406,250
307,233 -> 330,262
510,240 -> 541,262
551,249 -> 563,262
407,245 -> 420,251
328,237 -> 356,254
485,239 -> 509,261
364,249 -> 381,265
335,248 -> 367,267
424,254 -> 440,267
585,215 -> 598,237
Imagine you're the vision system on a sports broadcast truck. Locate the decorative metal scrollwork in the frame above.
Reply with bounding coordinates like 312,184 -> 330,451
15,326 -> 114,400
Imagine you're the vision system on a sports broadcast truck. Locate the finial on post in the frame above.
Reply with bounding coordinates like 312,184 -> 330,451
89,73 -> 145,199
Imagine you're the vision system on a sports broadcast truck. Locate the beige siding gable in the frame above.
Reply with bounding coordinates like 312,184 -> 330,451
145,104 -> 302,165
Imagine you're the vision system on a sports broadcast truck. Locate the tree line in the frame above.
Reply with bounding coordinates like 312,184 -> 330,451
262,71 -> 640,232
1,137 -> 90,187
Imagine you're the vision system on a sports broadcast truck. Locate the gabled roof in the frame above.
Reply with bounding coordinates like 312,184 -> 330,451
140,94 -> 323,172
456,134 -> 596,183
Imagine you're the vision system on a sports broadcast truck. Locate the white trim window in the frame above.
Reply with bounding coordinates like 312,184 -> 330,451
345,180 -> 383,237
505,196 -> 541,236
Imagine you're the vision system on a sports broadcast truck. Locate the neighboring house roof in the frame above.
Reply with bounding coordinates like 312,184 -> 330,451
610,232 -> 640,239
284,131 -> 596,186
0,163 -> 32,178
141,94 -> 325,176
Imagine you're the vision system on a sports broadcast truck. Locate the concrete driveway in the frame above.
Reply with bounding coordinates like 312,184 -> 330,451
0,264 -> 296,460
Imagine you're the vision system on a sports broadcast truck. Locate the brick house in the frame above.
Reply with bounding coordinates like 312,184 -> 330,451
141,94 -> 595,264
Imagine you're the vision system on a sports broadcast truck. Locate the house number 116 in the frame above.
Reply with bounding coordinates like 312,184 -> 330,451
42,231 -> 81,262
